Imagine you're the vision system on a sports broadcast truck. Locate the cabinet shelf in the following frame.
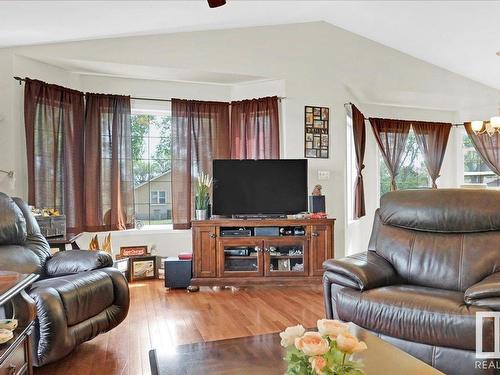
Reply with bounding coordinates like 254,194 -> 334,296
192,218 -> 335,284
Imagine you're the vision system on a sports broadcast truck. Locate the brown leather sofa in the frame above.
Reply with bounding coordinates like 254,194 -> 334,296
323,189 -> 500,375
0,192 -> 129,366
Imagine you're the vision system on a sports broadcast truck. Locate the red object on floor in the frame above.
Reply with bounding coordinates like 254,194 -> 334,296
178,253 -> 193,260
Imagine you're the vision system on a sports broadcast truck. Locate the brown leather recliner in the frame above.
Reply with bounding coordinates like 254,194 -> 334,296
0,192 -> 130,366
323,189 -> 500,375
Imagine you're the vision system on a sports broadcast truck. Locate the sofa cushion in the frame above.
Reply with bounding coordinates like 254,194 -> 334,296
379,189 -> 500,233
375,221 -> 500,291
334,284 -> 491,351
31,270 -> 115,326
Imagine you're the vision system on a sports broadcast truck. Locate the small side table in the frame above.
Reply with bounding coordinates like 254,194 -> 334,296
46,233 -> 83,252
0,271 -> 38,375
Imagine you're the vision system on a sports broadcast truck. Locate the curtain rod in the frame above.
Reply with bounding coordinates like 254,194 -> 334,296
344,101 -> 463,127
13,77 -> 286,102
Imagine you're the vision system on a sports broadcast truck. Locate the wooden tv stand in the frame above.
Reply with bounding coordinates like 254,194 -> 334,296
191,218 -> 334,286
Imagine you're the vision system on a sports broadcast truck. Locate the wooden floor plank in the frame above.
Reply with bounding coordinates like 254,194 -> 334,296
34,280 -> 324,375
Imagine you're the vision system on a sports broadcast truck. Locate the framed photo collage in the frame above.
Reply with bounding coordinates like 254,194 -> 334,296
304,106 -> 329,159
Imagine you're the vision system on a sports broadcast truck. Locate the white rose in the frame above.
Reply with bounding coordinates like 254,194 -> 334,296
317,319 -> 349,339
279,324 -> 306,347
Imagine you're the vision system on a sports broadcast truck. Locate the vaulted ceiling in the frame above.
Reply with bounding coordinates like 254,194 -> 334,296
2,1 -> 500,89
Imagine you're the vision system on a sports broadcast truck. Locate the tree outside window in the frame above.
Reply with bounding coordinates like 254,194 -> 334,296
462,131 -> 499,187
379,130 -> 430,196
131,113 -> 172,225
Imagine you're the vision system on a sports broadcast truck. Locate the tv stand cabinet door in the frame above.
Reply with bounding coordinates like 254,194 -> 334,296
217,239 -> 264,278
308,224 -> 333,276
193,226 -> 217,278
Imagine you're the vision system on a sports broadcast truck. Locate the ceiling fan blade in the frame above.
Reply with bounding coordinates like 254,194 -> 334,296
208,0 -> 226,8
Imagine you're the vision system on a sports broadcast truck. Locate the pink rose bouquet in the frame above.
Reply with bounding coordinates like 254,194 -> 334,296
280,320 -> 367,375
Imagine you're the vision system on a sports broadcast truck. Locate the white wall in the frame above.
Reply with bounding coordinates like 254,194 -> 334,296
0,49 -> 15,196
80,74 -> 232,103
1,21 -> 499,258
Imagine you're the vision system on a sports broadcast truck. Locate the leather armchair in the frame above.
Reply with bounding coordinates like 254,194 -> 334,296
0,192 -> 130,366
323,189 -> 500,375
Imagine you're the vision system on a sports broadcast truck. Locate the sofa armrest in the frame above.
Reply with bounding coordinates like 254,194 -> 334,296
465,272 -> 500,310
45,250 -> 113,277
323,251 -> 398,291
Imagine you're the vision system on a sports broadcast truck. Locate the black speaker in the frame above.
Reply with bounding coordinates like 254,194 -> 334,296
164,258 -> 192,289
309,196 -> 325,213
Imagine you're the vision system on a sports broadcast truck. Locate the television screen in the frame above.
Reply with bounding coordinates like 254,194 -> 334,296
212,159 -> 308,216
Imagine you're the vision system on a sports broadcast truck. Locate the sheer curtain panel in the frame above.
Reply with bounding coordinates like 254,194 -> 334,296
84,93 -> 134,231
24,78 -> 85,233
230,96 -> 280,159
369,118 -> 411,191
171,99 -> 230,229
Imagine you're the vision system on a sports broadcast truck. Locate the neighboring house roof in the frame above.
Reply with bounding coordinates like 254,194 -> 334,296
134,170 -> 171,190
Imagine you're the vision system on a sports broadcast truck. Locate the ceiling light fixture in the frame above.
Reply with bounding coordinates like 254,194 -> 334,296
207,0 -> 226,8
470,118 -> 500,136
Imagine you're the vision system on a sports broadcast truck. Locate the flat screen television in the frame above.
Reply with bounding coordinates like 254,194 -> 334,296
212,159 -> 308,216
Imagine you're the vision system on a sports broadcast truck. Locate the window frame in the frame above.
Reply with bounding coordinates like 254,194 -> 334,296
460,128 -> 498,188
345,108 -> 358,223
377,127 -> 431,198
150,190 -> 167,205
131,105 -> 173,229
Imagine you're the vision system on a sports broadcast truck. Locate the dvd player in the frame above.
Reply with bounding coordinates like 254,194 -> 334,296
220,229 -> 252,237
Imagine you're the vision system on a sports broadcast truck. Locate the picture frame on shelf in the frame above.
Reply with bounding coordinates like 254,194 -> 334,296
119,245 -> 148,258
130,256 -> 157,281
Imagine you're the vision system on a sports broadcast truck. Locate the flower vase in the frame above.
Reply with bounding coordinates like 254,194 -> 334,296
195,209 -> 208,221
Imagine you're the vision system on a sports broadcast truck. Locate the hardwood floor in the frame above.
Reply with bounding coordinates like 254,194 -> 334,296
34,280 -> 324,375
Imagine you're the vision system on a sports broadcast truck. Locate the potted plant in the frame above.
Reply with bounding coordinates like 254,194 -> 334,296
195,172 -> 212,220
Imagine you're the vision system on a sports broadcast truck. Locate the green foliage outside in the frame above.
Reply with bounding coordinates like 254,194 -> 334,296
131,114 -> 172,187
131,114 -> 172,225
379,131 -> 429,196
462,135 -> 498,185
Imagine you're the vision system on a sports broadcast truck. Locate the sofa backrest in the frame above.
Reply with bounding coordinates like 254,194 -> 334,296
369,189 -> 500,292
0,192 -> 51,275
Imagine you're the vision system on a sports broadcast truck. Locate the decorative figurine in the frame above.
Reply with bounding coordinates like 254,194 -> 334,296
312,184 -> 322,196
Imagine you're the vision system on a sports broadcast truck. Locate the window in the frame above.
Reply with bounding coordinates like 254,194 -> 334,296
150,191 -> 166,205
462,130 -> 499,187
131,111 -> 172,226
346,110 -> 357,222
379,129 -> 430,195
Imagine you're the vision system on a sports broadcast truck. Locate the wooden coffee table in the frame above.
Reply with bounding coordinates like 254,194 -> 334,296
149,324 -> 444,375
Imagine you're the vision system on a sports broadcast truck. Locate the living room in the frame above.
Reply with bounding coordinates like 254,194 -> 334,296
0,1 -> 499,375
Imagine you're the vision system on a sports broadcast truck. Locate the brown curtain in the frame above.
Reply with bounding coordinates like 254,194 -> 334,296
464,122 -> 500,175
171,99 -> 230,229
230,96 -> 280,159
24,78 -> 85,233
369,118 -> 411,191
84,93 -> 134,231
351,105 -> 366,219
412,121 -> 452,188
